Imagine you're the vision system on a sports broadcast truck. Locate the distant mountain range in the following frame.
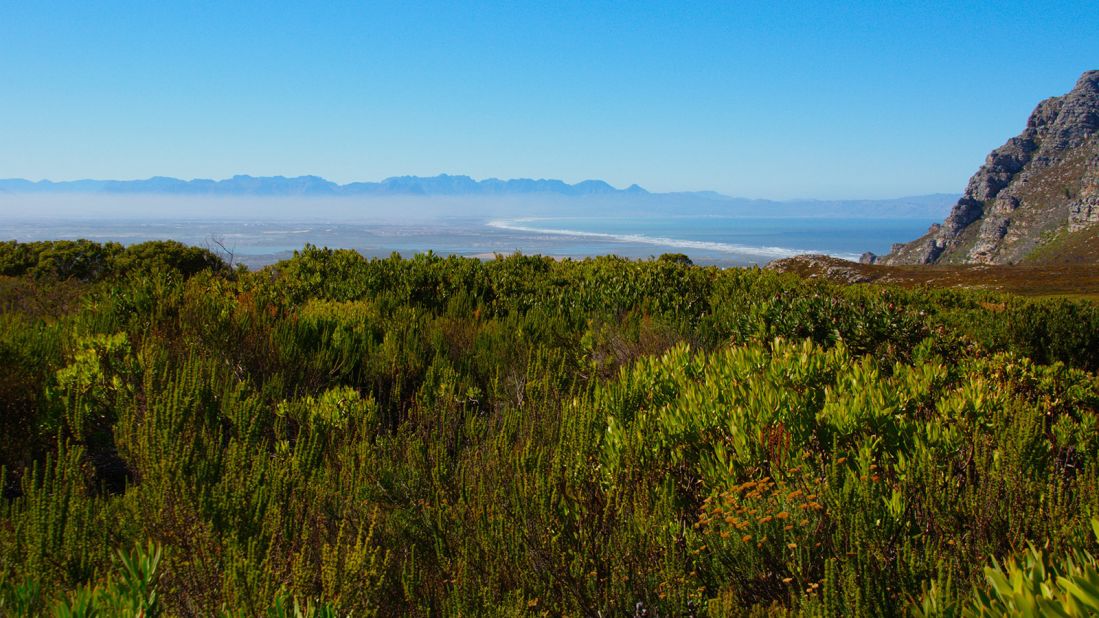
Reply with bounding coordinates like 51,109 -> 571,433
0,173 -> 959,219
0,174 -> 649,197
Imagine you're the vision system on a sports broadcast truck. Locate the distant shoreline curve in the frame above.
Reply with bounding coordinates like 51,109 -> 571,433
485,218 -> 862,261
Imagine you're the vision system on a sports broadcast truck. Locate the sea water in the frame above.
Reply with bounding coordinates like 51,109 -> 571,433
1,214 -> 933,268
486,216 -> 931,263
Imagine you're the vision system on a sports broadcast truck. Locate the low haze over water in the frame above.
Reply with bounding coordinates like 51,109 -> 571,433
1,194 -> 938,268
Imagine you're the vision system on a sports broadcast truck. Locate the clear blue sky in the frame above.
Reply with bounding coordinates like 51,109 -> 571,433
1,1 -> 1095,198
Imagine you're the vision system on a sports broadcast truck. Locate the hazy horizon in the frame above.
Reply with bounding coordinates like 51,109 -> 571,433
0,172 -> 963,203
0,191 -> 955,220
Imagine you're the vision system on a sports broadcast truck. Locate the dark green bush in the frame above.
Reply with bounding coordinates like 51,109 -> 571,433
0,239 -> 225,282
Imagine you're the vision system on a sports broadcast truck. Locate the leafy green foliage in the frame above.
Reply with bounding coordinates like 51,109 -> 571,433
52,541 -> 162,617
1,239 -> 1098,615
0,239 -> 225,281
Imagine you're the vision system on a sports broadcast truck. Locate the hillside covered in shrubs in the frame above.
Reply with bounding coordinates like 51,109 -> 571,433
1,240 -> 1099,615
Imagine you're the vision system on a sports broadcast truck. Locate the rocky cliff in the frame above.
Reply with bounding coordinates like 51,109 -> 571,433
868,70 -> 1099,265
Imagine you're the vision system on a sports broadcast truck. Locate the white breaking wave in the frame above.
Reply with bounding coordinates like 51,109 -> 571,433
486,218 -> 861,261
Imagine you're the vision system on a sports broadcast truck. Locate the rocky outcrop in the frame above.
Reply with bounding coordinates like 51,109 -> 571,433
767,254 -> 875,284
1068,196 -> 1099,231
869,71 -> 1099,265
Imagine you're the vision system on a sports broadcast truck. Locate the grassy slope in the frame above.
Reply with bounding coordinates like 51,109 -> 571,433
769,254 -> 1099,300
1024,224 -> 1099,265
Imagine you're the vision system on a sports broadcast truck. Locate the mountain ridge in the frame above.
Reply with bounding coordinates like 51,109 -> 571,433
0,174 -> 963,221
0,173 -> 649,197
0,173 -> 953,207
869,70 -> 1099,265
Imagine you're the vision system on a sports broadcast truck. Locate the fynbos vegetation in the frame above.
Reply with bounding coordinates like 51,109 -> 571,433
1,240 -> 1098,615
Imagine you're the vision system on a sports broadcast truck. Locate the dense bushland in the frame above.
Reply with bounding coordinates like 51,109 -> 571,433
1,240 -> 1098,616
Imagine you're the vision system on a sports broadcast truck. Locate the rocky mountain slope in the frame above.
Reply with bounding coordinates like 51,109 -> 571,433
868,70 -> 1099,265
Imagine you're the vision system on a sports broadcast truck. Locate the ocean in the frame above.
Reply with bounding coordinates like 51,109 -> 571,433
2,213 -> 933,268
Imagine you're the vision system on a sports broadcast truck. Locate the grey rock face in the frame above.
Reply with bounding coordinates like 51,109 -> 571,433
1069,197 -> 1099,232
879,71 -> 1099,265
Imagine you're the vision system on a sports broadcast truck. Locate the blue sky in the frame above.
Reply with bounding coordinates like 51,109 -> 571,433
1,1 -> 1095,198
